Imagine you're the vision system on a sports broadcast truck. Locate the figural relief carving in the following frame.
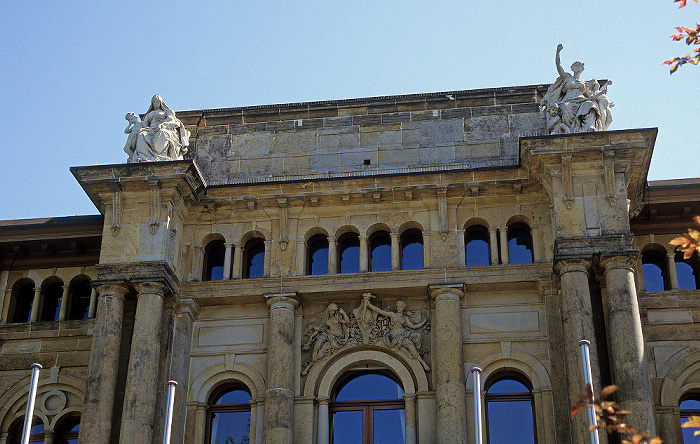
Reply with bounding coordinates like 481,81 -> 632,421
301,293 -> 431,375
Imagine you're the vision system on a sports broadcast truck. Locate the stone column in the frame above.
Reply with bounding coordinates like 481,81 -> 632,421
327,237 -> 337,274
29,286 -> 41,322
404,393 -> 417,444
78,283 -> 128,444
1,288 -> 12,324
223,242 -> 233,280
666,252 -> 679,290
429,284 -> 467,444
58,285 -> 70,321
489,228 -> 499,265
120,282 -> 166,444
43,431 -> 54,444
233,243 -> 243,279
531,226 -> 542,262
317,398 -> 329,444
263,293 -> 299,444
256,400 -> 265,444
555,259 -> 601,444
601,255 -> 656,436
359,235 -> 368,272
390,232 -> 400,270
499,228 -> 509,265
88,288 -> 98,319
264,240 -> 272,277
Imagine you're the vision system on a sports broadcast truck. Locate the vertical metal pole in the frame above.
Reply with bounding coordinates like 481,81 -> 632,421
162,380 -> 178,444
21,363 -> 42,444
579,340 -> 600,444
471,367 -> 483,444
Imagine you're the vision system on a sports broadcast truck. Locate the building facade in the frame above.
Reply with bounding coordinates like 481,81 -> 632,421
0,84 -> 699,444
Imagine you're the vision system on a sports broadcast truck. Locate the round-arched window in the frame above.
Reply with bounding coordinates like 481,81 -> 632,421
485,374 -> 537,444
330,371 -> 405,444
205,385 -> 252,444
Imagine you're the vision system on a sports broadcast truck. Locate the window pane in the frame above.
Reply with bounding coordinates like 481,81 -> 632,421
676,260 -> 698,290
370,234 -> 391,272
13,284 -> 35,323
488,379 -> 529,394
401,233 -> 423,270
374,409 -> 405,444
205,243 -> 226,281
487,400 -> 535,444
210,411 -> 250,444
309,238 -> 329,275
339,236 -> 360,273
42,282 -> 63,321
332,410 -> 363,444
643,263 -> 665,291
69,280 -> 92,320
336,373 -> 403,401
214,388 -> 251,405
466,229 -> 490,267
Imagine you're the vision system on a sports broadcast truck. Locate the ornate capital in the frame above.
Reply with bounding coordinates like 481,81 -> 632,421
554,259 -> 591,276
428,283 -> 464,302
600,254 -> 637,273
265,292 -> 299,310
134,281 -> 167,298
93,283 -> 129,301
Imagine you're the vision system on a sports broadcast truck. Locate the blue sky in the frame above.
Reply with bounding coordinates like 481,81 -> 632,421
0,1 -> 698,220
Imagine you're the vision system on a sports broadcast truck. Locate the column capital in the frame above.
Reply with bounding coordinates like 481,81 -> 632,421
317,397 -> 329,406
600,254 -> 637,272
94,283 -> 129,300
224,242 -> 234,247
390,232 -> 399,238
134,281 -> 167,297
554,259 -> 591,276
428,283 -> 464,301
265,292 -> 299,309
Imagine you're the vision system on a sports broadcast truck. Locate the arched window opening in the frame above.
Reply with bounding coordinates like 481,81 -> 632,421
205,384 -> 252,444
681,395 -> 700,443
642,250 -> 668,291
338,233 -> 360,274
68,279 -> 92,320
203,240 -> 226,281
9,418 -> 44,443
465,226 -> 490,267
55,416 -> 80,444
675,251 -> 700,290
400,229 -> 424,270
10,282 -> 34,323
243,238 -> 265,279
369,231 -> 391,272
485,374 -> 537,444
42,281 -> 63,322
507,223 -> 533,265
308,235 -> 329,275
330,371 -> 405,444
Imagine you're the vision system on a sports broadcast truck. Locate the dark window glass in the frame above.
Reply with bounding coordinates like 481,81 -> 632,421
203,241 -> 226,281
675,252 -> 699,290
485,375 -> 536,444
206,386 -> 252,444
11,283 -> 34,323
338,234 -> 360,274
9,419 -> 44,443
370,232 -> 391,272
308,235 -> 329,275
42,282 -> 63,322
69,280 -> 91,320
681,397 -> 700,443
642,251 -> 667,291
244,239 -> 265,279
465,226 -> 490,267
507,223 -> 533,265
401,230 -> 423,270
331,372 -> 405,444
56,416 -> 80,444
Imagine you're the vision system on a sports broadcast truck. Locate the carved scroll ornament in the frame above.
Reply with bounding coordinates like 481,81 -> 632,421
301,293 -> 430,375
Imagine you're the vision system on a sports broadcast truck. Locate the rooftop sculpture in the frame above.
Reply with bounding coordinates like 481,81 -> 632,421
540,44 -> 614,134
124,95 -> 190,162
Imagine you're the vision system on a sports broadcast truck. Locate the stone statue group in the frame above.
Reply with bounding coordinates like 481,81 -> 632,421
540,44 -> 614,135
123,95 -> 190,163
301,293 -> 431,375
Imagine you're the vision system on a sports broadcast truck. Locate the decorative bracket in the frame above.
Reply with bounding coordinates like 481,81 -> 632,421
437,188 -> 448,241
603,150 -> 617,207
561,153 -> 574,210
110,183 -> 123,236
277,198 -> 289,251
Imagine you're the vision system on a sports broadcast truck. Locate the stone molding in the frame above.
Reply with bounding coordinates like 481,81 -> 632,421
264,292 -> 299,310
600,254 -> 638,273
554,259 -> 591,276
428,283 -> 465,301
95,260 -> 179,295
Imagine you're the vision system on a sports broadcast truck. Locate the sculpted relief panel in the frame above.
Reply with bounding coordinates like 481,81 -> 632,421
301,293 -> 431,375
